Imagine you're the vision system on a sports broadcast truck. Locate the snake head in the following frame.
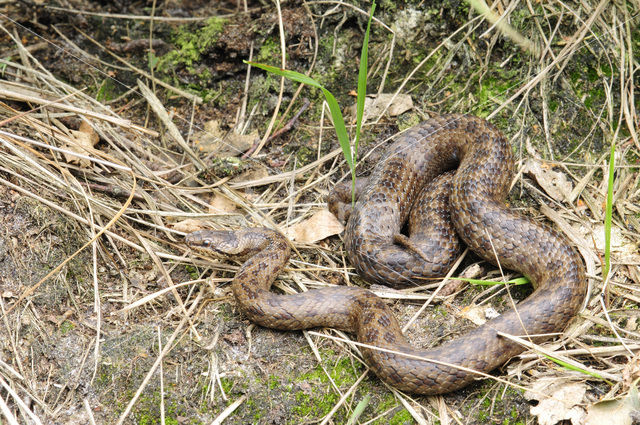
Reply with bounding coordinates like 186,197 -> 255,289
185,230 -> 239,256
185,229 -> 265,259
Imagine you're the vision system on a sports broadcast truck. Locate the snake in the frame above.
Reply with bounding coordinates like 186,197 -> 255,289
186,113 -> 587,395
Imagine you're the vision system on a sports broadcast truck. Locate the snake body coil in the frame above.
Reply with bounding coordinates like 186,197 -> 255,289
186,114 -> 586,394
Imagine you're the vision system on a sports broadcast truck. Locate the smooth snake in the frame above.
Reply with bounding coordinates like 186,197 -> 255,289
186,113 -> 587,394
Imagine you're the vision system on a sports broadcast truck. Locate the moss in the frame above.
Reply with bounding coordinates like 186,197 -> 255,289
472,69 -> 518,117
241,398 -> 264,421
291,354 -> 363,419
375,391 -> 397,409
158,17 -> 227,70
567,60 -> 608,107
467,384 -> 527,424
96,77 -> 117,102
293,390 -> 339,418
298,355 -> 361,386
389,408 -> 412,425
184,264 -> 199,280
511,406 -> 521,420
199,157 -> 244,181
246,74 -> 284,116
378,0 -> 398,12
314,30 -> 358,94
59,321 -> 74,335
132,390 -> 191,425
154,17 -> 228,100
317,34 -> 336,66
367,393 -> 412,424
219,377 -> 234,394
256,37 -> 282,65
95,365 -> 115,388
433,305 -> 449,317
268,375 -> 280,390
283,143 -> 315,165
397,112 -> 422,131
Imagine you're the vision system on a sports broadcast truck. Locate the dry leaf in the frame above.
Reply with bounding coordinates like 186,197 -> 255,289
459,304 -> 499,325
525,379 -> 587,425
623,354 -> 640,389
591,224 -> 639,261
192,119 -> 256,156
222,329 -> 246,346
523,158 -> 573,203
208,191 -> 236,214
347,93 -> 414,121
380,93 -> 414,116
66,120 -> 99,167
285,209 -> 344,244
171,219 -> 206,233
585,386 -> 640,425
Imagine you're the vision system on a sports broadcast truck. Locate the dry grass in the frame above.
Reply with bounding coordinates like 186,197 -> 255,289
0,1 -> 639,424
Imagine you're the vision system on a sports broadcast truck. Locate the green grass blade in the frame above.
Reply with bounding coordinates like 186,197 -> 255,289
603,139 -> 615,281
541,353 -> 610,383
245,60 -> 353,171
351,0 -> 376,202
355,1 -> 376,142
245,61 -> 321,88
345,394 -> 371,425
322,88 -> 353,170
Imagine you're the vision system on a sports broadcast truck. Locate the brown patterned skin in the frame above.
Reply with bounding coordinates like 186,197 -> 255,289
328,170 -> 461,285
186,113 -> 587,394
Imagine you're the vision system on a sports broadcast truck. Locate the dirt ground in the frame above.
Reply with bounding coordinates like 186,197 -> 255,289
1,0 -> 639,424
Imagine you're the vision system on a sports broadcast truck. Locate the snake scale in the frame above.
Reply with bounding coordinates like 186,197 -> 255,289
186,113 -> 587,394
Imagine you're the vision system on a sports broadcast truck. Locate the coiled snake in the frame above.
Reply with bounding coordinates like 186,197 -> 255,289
186,114 -> 586,394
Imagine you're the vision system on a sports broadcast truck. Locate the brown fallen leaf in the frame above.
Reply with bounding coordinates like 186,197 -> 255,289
66,120 -> 99,167
585,386 -> 640,425
628,265 -> 640,286
591,224 -> 639,262
623,354 -> 640,390
171,219 -> 207,234
523,158 -> 573,203
524,379 -> 586,425
222,329 -> 246,346
459,304 -> 499,325
347,93 -> 414,121
208,191 -> 237,214
285,209 -> 344,244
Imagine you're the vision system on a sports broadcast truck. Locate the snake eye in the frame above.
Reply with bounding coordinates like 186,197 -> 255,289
202,239 -> 212,247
